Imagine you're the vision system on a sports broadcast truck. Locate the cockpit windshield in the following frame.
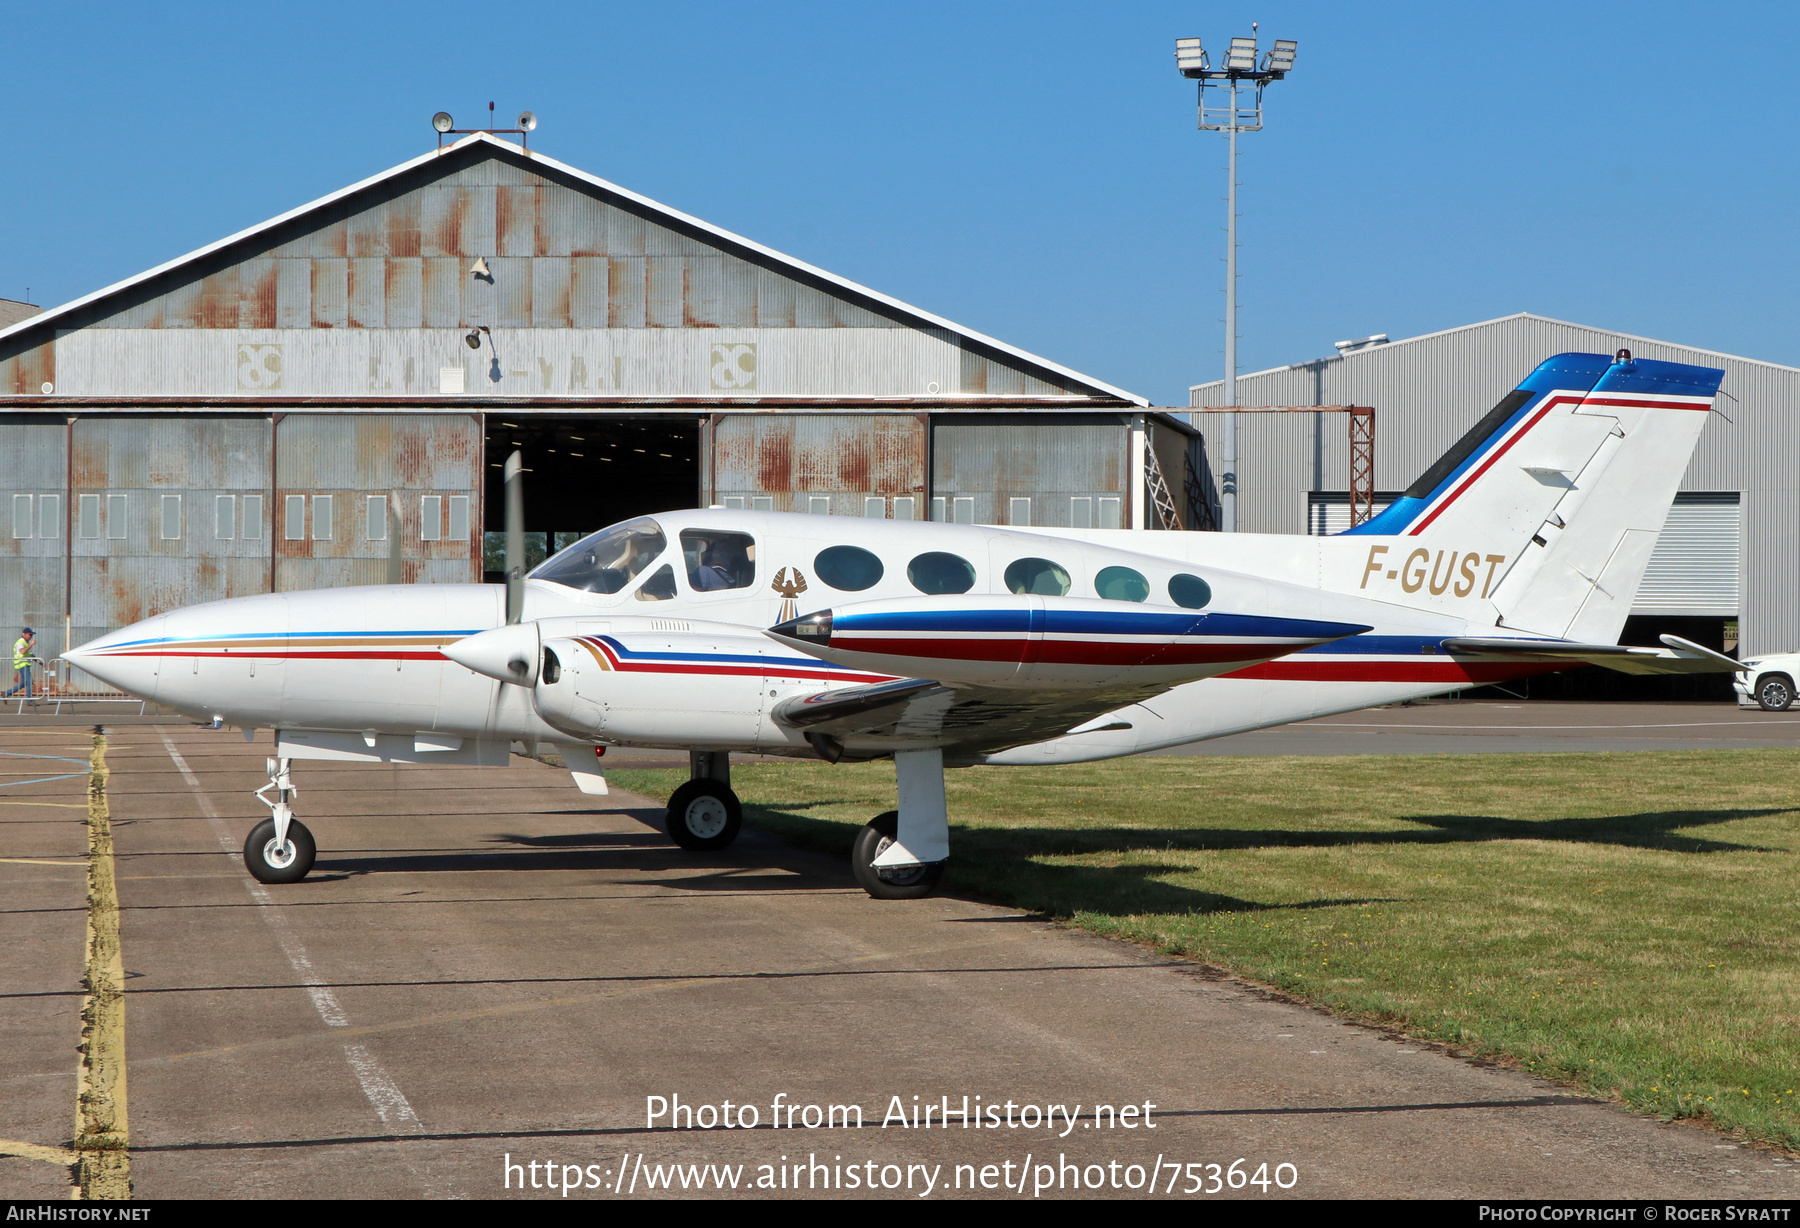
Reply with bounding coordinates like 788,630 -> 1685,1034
528,517 -> 667,594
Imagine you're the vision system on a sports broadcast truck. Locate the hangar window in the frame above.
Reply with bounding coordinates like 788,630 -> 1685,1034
1004,557 -> 1071,597
682,529 -> 756,592
1095,566 -> 1149,602
635,564 -> 678,602
530,517 -> 667,594
907,551 -> 976,595
815,545 -> 884,592
1168,574 -> 1212,609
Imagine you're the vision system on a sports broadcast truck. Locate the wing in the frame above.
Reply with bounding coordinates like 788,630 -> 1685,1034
1442,633 -> 1740,676
771,676 -> 1168,763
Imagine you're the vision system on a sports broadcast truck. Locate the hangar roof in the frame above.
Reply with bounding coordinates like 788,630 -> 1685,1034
1,133 -> 1146,407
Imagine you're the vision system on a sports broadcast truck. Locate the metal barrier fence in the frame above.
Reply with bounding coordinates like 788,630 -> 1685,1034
4,656 -> 147,715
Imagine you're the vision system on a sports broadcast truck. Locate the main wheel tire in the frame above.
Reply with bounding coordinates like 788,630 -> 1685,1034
1758,674 -> 1795,712
666,779 -> 742,850
243,817 -> 316,884
851,810 -> 946,900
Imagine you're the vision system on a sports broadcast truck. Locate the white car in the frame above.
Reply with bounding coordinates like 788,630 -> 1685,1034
1734,654 -> 1800,710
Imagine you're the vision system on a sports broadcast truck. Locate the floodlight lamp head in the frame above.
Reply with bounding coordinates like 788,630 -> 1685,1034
1174,37 -> 1208,77
1225,35 -> 1258,71
1266,38 -> 1297,73
469,256 -> 491,278
517,111 -> 537,132
432,111 -> 454,134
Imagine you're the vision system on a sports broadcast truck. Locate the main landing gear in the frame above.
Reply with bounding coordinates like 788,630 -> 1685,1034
667,750 -> 743,850
246,757 -> 315,884
848,748 -> 950,901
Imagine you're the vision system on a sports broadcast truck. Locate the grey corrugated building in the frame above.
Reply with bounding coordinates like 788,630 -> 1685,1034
0,132 -> 1199,686
1191,312 -> 1795,657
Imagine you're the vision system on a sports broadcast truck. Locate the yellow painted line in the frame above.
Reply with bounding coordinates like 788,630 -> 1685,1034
0,801 -> 90,809
0,857 -> 85,867
0,1138 -> 78,1166
74,731 -> 130,1200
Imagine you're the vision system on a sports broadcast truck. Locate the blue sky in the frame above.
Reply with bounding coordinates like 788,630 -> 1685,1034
4,2 -> 1796,406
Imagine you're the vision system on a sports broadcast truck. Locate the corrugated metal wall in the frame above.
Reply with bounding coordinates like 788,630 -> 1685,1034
7,144 -> 1087,401
932,416 -> 1129,528
0,417 -> 67,665
69,415 -> 270,667
274,414 -> 481,590
1191,315 -> 1792,652
711,413 -> 925,516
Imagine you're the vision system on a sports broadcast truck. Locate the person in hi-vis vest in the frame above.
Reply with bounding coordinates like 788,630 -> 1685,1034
3,628 -> 34,699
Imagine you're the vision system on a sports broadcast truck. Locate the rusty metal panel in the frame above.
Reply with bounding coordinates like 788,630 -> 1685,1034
457,185 -> 497,258
0,343 -> 54,395
497,185 -> 538,257
931,417 -> 1127,527
273,413 -> 479,589
348,258 -> 385,328
0,419 -> 70,656
647,258 -> 683,327
421,257 -> 460,327
713,414 -> 925,512
719,260 -> 757,327
275,258 -> 311,327
532,258 -> 572,328
607,208 -> 647,257
419,186 -> 465,258
384,257 -> 423,330
682,257 -> 722,328
238,259 -> 277,329
756,267 -> 796,328
570,257 -> 608,327
608,257 -> 646,328
310,258 -> 348,328
69,415 -> 271,634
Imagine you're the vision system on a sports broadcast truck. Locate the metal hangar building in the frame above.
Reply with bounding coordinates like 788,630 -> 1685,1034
1191,312 -> 1799,664
0,132 -> 1201,678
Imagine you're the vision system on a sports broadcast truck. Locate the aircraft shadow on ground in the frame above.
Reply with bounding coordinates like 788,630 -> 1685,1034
314,808 -> 838,889
737,802 -> 1786,917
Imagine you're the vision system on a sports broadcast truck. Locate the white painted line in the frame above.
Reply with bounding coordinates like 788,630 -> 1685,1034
160,733 -> 349,1027
342,1044 -> 421,1130
158,732 -> 423,1135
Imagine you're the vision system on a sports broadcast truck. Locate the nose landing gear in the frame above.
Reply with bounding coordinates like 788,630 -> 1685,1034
246,757 -> 316,884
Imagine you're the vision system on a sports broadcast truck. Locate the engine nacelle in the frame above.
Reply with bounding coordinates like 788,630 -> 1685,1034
531,630 -> 779,748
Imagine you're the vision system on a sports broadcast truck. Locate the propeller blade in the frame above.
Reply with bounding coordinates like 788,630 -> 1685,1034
504,449 -> 524,624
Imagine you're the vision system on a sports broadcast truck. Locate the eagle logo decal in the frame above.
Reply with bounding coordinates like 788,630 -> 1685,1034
772,567 -> 808,623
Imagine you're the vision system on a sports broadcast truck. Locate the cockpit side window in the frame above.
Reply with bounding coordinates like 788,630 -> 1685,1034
681,529 -> 757,592
634,564 -> 677,602
529,517 -> 666,594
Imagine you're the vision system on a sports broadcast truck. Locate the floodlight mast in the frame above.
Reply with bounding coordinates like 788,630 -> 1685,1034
1175,34 -> 1296,532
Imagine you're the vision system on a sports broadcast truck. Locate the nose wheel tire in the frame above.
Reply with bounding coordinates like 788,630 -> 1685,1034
1757,674 -> 1795,711
243,817 -> 316,884
666,779 -> 742,850
851,810 -> 946,900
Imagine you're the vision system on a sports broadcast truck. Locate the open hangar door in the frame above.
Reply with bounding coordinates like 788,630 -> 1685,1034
483,416 -> 701,581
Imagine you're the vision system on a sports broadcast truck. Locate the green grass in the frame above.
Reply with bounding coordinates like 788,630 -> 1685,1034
610,749 -> 1800,1150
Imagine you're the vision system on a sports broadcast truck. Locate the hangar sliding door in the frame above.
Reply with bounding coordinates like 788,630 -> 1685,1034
0,417 -> 68,663
710,414 -> 926,518
69,415 -> 270,661
274,413 -> 481,592
1632,492 -> 1742,618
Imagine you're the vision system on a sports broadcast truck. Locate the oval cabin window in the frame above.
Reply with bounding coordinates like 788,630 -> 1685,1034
815,545 -> 885,592
907,552 -> 977,595
1095,566 -> 1150,602
1004,557 -> 1071,597
1167,573 -> 1213,609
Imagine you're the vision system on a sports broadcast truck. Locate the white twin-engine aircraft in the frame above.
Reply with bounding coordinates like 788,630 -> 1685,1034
68,352 -> 1738,898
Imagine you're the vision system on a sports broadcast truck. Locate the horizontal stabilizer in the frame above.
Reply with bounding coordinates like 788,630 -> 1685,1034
1441,634 -> 1739,676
